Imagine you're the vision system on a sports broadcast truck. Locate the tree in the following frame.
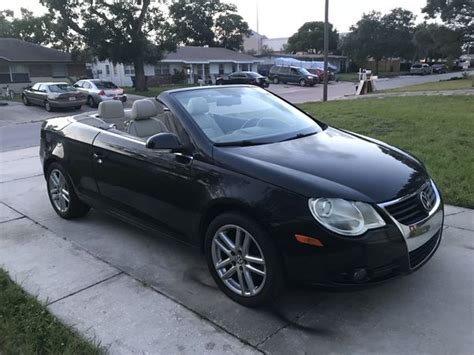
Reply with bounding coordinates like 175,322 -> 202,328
286,21 -> 338,53
342,9 -> 417,73
341,12 -> 387,73
423,0 -> 473,41
413,23 -> 464,61
168,0 -> 250,50
40,0 -> 173,91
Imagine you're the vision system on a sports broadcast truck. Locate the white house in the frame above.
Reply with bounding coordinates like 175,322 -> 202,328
87,59 -> 155,87
160,46 -> 263,84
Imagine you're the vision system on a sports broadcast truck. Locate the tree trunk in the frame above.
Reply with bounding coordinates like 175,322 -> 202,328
134,58 -> 147,92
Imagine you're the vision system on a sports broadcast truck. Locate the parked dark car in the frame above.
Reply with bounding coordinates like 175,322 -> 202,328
22,82 -> 86,111
216,71 -> 269,88
269,66 -> 320,86
307,68 -> 336,82
40,86 -> 444,307
431,64 -> 447,74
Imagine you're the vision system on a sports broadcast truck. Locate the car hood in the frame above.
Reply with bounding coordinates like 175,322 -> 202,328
214,127 -> 429,203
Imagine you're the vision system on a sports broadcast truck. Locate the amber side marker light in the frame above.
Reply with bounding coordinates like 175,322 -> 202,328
295,234 -> 324,247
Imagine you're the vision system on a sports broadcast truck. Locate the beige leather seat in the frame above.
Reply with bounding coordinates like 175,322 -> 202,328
127,99 -> 168,139
97,101 -> 126,130
187,97 -> 224,139
145,98 -> 181,134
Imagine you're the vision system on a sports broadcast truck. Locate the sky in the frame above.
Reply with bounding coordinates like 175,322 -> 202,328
1,0 -> 429,38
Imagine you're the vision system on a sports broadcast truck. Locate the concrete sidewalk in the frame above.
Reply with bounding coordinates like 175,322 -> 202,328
1,146 -> 473,354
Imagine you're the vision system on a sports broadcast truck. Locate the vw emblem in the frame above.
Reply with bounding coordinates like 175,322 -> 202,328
420,191 -> 432,211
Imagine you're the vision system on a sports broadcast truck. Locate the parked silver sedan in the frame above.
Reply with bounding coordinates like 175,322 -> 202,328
22,82 -> 86,111
410,63 -> 432,75
73,79 -> 127,107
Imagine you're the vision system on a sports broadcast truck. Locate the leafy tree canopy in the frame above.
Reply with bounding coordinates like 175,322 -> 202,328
168,0 -> 250,50
39,0 -> 174,91
286,21 -> 338,54
413,23 -> 464,60
423,0 -> 473,33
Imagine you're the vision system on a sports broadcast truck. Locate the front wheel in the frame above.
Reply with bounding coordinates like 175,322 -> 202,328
205,212 -> 283,307
299,79 -> 306,87
46,162 -> 90,219
273,77 -> 279,84
22,95 -> 30,106
44,101 -> 52,112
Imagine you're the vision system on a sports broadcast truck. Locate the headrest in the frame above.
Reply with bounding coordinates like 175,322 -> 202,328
97,101 -> 124,119
146,98 -> 164,115
131,99 -> 158,120
187,97 -> 209,115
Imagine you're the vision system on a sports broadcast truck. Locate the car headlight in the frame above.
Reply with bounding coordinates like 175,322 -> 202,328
308,198 -> 385,236
307,76 -> 313,79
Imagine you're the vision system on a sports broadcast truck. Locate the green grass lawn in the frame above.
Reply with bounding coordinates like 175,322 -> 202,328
299,96 -> 474,208
125,84 -> 196,97
0,269 -> 103,354
385,78 -> 473,92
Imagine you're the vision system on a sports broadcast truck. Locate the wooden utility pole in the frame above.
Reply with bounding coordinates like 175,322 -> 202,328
323,0 -> 329,102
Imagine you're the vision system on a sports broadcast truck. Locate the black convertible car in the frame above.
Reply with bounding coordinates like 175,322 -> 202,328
40,85 -> 444,306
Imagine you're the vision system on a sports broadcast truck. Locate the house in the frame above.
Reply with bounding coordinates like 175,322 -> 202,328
158,46 -> 263,84
0,38 -> 86,92
88,46 -> 263,87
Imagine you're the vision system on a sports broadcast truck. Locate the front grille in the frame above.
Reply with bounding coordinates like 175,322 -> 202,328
409,232 -> 440,269
385,183 -> 436,225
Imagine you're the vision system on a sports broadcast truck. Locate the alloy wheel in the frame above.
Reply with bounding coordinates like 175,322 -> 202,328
45,101 -> 51,111
49,169 -> 70,213
211,224 -> 266,297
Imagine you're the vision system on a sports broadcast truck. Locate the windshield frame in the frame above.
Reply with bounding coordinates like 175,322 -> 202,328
170,86 -> 326,147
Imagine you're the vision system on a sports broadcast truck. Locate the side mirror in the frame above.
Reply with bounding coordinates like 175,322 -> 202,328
73,84 -> 79,88
146,132 -> 183,152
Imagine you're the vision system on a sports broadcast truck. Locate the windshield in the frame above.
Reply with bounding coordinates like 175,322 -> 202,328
48,84 -> 76,93
95,81 -> 118,89
172,87 -> 322,145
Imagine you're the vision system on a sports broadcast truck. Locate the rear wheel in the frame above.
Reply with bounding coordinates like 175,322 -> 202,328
273,77 -> 279,84
87,96 -> 96,107
46,162 -> 90,219
205,212 -> 283,307
74,105 -> 81,110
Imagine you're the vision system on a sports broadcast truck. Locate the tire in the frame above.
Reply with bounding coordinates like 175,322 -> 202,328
22,95 -> 30,106
273,77 -> 279,84
44,101 -> 53,112
46,162 -> 90,219
205,212 -> 283,307
87,96 -> 96,107
299,79 -> 306,87
74,106 -> 81,110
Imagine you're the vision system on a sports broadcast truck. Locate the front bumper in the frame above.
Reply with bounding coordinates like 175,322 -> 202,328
282,182 -> 444,285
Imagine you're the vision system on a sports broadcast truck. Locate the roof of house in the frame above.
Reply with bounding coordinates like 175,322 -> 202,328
0,38 -> 72,63
162,46 -> 262,63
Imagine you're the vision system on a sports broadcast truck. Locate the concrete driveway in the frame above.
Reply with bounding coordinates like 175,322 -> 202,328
1,146 -> 473,354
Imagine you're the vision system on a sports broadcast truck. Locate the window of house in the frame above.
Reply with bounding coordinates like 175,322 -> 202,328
52,64 -> 67,78
232,63 -> 237,72
155,64 -> 170,75
105,65 -> 110,75
0,64 -> 30,83
241,63 -> 249,71
124,65 -> 135,75
113,65 -> 118,75
219,64 -> 225,75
